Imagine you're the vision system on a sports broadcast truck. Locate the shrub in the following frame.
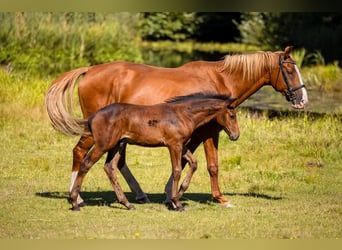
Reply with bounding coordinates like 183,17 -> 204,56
0,12 -> 142,76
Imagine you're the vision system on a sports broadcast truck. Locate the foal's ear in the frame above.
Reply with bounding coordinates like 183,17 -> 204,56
226,97 -> 237,109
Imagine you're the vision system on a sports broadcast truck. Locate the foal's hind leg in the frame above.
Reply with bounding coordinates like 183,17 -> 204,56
71,135 -> 94,206
104,147 -> 135,210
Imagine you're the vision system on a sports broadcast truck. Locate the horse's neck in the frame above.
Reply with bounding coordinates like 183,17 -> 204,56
184,60 -> 271,107
198,62 -> 270,107
230,75 -> 269,107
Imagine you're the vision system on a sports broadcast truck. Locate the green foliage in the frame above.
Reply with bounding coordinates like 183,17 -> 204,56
302,62 -> 342,92
139,12 -> 200,41
233,12 -> 267,48
140,41 -> 260,68
235,12 -> 342,64
290,48 -> 342,92
0,12 -> 142,76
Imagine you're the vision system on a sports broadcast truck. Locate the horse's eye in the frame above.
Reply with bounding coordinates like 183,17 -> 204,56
230,114 -> 235,119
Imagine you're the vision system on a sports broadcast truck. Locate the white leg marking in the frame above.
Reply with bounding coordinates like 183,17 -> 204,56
69,171 -> 78,192
70,171 -> 84,205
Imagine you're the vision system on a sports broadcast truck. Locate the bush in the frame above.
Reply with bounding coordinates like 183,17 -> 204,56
0,12 -> 143,76
235,12 -> 342,64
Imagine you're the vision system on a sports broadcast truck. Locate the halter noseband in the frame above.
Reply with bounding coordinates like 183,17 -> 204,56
277,55 -> 306,102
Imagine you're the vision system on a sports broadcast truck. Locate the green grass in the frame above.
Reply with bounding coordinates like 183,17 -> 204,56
0,72 -> 341,239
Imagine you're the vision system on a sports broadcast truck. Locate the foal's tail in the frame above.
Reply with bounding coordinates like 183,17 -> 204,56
45,67 -> 91,137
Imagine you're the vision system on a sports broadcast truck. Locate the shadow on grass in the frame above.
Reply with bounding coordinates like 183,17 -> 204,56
225,192 -> 283,200
36,190 -> 282,208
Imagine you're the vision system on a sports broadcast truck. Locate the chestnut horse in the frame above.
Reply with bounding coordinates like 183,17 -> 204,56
70,93 -> 239,211
45,46 -> 308,207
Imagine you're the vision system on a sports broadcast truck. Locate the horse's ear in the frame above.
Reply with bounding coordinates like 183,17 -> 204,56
284,46 -> 293,59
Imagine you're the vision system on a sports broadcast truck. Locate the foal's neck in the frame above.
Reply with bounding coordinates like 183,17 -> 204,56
186,100 -> 225,128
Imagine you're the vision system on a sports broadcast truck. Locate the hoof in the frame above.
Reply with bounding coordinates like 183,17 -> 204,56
78,202 -> 86,207
136,195 -> 150,204
175,206 -> 185,212
165,201 -> 174,211
165,201 -> 184,212
223,202 -> 234,208
71,206 -> 81,211
128,205 -> 136,210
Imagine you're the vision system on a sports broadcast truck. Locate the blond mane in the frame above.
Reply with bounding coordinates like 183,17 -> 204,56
219,51 -> 279,82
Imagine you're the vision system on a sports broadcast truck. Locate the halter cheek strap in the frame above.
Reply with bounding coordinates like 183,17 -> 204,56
278,55 -> 306,102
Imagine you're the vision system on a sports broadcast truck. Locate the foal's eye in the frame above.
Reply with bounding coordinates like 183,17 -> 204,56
230,114 -> 235,119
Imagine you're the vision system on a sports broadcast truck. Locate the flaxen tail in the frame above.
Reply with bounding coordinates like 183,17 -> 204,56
45,67 -> 91,136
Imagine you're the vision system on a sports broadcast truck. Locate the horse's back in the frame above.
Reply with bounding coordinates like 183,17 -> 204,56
77,60 -> 223,117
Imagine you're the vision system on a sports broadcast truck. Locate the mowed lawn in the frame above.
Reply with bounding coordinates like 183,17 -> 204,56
0,74 -> 341,239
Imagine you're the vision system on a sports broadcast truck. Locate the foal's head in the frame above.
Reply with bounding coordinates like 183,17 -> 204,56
216,105 -> 240,141
166,93 -> 240,141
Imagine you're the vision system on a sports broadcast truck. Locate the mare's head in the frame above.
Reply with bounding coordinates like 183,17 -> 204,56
270,46 -> 308,109
216,104 -> 240,141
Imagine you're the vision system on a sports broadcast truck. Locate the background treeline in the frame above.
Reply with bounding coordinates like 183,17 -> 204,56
0,12 -> 341,76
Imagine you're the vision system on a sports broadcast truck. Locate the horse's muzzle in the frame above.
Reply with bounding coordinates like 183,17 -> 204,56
229,134 -> 240,141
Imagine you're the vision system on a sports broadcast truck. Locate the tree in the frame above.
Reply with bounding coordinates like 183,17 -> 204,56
139,12 -> 199,41
235,12 -> 342,63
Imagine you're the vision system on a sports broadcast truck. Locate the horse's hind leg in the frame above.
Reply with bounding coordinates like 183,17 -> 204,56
104,147 -> 135,210
70,146 -> 104,211
70,135 -> 94,206
178,148 -> 198,198
117,143 -> 150,203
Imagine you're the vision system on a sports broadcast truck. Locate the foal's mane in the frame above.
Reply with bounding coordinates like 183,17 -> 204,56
165,92 -> 232,104
219,51 -> 280,82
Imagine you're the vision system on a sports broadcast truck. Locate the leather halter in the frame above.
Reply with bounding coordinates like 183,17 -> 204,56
277,55 -> 306,102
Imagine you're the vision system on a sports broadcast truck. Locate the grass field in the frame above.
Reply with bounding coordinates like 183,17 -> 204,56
0,71 -> 341,239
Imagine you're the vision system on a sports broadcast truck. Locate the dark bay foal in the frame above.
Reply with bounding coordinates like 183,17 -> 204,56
70,93 -> 240,211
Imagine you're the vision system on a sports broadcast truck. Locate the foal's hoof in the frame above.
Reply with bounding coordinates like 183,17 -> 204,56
165,201 -> 174,211
175,206 -> 185,212
78,202 -> 86,207
127,205 -> 136,210
165,201 -> 184,212
71,206 -> 81,211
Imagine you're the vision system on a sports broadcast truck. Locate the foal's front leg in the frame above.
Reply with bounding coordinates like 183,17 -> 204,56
168,145 -> 184,211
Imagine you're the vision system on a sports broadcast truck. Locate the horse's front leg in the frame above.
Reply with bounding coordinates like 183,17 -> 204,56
178,147 -> 198,198
117,142 -> 150,203
203,133 -> 234,208
71,135 -> 94,207
168,145 -> 184,211
104,147 -> 135,210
